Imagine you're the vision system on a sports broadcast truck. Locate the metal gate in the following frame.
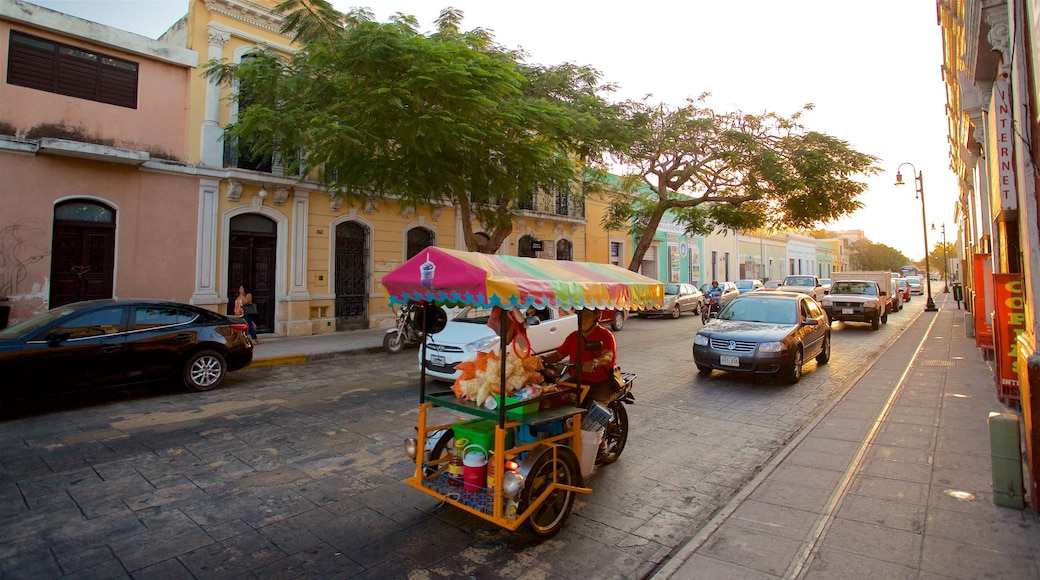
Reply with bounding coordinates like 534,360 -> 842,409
335,221 -> 369,330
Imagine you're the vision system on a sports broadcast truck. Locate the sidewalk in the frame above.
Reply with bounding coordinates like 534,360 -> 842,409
247,326 -> 386,367
654,292 -> 1040,579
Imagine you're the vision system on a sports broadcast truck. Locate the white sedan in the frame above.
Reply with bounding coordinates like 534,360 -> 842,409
418,306 -> 577,382
906,276 -> 924,295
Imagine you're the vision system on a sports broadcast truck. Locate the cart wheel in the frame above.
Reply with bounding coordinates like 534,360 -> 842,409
522,446 -> 580,537
425,428 -> 453,476
597,402 -> 628,465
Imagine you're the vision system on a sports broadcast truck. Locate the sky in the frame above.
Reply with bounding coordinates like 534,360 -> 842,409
26,0 -> 959,261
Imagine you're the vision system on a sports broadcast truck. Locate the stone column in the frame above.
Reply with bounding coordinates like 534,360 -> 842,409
200,27 -> 230,168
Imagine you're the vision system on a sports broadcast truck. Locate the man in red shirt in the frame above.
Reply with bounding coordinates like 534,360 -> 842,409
542,309 -> 618,405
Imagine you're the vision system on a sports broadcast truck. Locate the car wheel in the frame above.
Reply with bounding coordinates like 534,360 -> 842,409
522,446 -> 580,537
671,304 -> 681,319
611,311 -> 625,332
696,364 -> 712,375
786,349 -> 803,384
816,333 -> 831,365
871,314 -> 880,330
881,311 -> 888,324
183,349 -> 226,392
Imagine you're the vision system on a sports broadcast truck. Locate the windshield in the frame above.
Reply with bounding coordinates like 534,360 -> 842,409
0,305 -> 81,339
719,297 -> 796,324
784,277 -> 813,286
735,280 -> 754,290
663,284 -> 679,295
832,282 -> 876,295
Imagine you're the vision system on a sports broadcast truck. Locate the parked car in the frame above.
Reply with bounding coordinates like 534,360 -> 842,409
779,275 -> 826,301
758,280 -> 783,292
699,282 -> 740,309
0,299 -> 253,394
888,278 -> 903,313
819,278 -> 832,295
896,277 -> 911,302
734,279 -> 764,294
906,276 -> 924,295
420,306 -> 578,382
692,292 -> 831,384
639,283 -> 703,319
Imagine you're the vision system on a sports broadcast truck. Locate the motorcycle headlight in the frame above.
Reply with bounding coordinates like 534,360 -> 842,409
404,438 -> 417,459
502,470 -> 524,498
758,341 -> 783,353
693,334 -> 709,346
467,336 -> 500,352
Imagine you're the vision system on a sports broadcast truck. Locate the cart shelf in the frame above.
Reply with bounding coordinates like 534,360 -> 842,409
423,390 -> 585,425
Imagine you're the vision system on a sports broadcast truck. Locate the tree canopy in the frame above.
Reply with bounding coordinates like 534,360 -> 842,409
848,239 -> 910,271
603,97 -> 881,271
207,0 -> 630,253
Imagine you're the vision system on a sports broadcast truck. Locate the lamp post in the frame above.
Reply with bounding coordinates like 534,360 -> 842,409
932,222 -> 949,293
895,163 -> 937,311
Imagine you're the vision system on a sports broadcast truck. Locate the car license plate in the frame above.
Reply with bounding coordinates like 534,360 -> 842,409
720,355 -> 740,367
430,354 -> 445,367
841,308 -> 854,315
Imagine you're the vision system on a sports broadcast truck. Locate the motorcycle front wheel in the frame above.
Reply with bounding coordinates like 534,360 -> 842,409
596,402 -> 628,465
383,331 -> 405,354
701,306 -> 710,325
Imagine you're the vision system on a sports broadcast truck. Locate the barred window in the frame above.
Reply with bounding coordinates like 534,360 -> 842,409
7,30 -> 138,109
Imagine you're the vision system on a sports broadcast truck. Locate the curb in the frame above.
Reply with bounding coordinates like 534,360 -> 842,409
249,345 -> 386,368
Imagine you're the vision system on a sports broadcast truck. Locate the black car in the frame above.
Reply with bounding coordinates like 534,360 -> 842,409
692,292 -> 831,383
0,299 -> 253,394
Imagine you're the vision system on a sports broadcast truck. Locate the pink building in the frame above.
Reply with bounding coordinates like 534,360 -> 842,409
0,0 -> 199,323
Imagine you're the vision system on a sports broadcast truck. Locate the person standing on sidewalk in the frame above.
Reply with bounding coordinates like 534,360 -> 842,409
236,284 -> 259,344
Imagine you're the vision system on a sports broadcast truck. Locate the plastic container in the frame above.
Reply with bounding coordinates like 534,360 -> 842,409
452,419 -> 514,457
491,394 -> 539,416
462,445 -> 487,492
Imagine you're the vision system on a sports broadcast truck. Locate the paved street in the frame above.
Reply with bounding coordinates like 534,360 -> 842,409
2,299 -> 929,578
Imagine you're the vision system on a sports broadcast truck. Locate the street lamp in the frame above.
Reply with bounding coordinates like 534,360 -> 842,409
932,222 -> 949,293
894,163 -> 937,311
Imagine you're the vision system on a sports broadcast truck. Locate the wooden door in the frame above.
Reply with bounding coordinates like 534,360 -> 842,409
227,214 -> 276,333
50,201 -> 116,308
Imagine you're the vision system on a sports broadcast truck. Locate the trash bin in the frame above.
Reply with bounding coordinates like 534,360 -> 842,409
0,297 -> 9,330
952,283 -> 963,302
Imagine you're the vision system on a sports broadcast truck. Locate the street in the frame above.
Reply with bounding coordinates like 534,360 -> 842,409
0,299 -> 925,579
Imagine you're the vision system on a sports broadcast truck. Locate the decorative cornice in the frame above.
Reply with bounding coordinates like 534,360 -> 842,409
273,186 -> 290,205
204,0 -> 285,35
207,26 -> 231,47
431,207 -> 442,221
984,7 -> 1010,75
227,180 -> 243,201
329,197 -> 343,212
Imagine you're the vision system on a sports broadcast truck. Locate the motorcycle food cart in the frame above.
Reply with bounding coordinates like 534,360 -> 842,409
382,248 -> 663,536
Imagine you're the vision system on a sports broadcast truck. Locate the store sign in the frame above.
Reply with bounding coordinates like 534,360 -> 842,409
993,273 -> 1025,399
530,240 -> 543,251
990,80 -> 1018,212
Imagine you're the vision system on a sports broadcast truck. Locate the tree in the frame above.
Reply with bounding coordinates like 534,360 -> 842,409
208,1 -> 629,253
603,97 -> 880,271
848,239 -> 909,271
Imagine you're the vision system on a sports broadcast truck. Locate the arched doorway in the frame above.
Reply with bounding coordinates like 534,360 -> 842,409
50,200 -> 116,307
518,234 -> 538,258
334,221 -> 369,330
227,214 -> 276,333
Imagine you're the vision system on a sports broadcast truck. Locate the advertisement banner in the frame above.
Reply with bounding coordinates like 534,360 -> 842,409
974,254 -> 994,350
993,273 -> 1026,403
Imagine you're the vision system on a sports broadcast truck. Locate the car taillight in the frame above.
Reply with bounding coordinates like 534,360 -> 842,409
230,323 -> 248,333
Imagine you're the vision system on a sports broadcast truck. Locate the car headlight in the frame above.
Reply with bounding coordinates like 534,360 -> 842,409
467,336 -> 500,352
758,341 -> 783,353
693,334 -> 709,346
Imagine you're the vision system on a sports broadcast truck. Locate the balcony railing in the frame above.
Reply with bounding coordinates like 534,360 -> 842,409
223,137 -> 300,177
516,190 -> 584,219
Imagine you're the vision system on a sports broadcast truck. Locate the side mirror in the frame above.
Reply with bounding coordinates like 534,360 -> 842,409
525,315 -> 541,326
803,318 -> 819,326
46,330 -> 71,347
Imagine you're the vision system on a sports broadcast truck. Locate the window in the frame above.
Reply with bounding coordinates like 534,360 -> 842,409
556,239 -> 572,261
518,235 -> 537,258
45,307 -> 125,340
406,227 -> 434,260
7,31 -> 138,109
133,306 -> 195,330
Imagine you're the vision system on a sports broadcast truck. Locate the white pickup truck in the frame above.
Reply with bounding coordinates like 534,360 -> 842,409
779,275 -> 826,301
822,271 -> 892,330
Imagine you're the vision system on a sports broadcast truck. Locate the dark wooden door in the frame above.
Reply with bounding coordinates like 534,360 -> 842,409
50,219 -> 115,308
334,221 -> 368,330
227,215 -> 276,333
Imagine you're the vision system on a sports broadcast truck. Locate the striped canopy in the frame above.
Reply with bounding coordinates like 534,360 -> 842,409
382,247 -> 664,311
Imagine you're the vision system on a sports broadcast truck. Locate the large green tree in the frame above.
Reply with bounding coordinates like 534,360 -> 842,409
208,1 -> 630,253
848,239 -> 909,271
604,97 -> 880,271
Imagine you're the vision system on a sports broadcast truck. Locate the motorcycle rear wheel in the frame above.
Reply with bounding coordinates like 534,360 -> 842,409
383,331 -> 405,354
